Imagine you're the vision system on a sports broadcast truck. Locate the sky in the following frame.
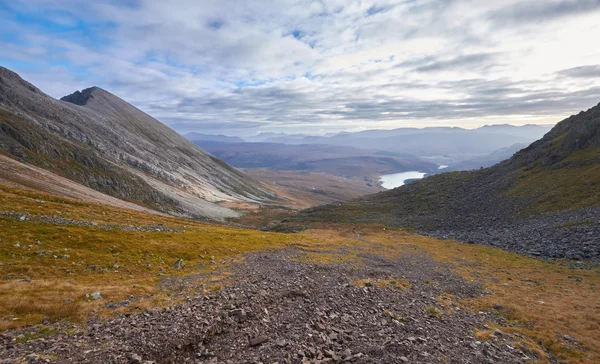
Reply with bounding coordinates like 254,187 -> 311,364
1,0 -> 600,136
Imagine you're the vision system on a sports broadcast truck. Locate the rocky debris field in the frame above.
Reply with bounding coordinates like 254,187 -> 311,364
423,206 -> 600,261
1,247 -> 540,363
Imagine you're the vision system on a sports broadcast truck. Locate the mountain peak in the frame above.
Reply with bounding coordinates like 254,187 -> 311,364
0,66 -> 42,95
0,66 -> 22,80
60,86 -> 102,106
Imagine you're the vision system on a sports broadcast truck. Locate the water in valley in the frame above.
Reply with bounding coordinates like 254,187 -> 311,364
379,171 -> 426,189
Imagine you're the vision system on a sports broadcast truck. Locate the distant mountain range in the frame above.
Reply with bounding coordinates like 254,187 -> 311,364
185,132 -> 244,144
0,66 -> 276,220
241,124 -> 553,156
185,124 -> 554,167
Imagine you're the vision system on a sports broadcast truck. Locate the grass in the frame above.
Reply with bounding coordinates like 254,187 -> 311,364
1,183 -> 599,363
354,277 -> 411,290
364,228 -> 600,364
507,148 -> 600,214
425,306 -> 441,318
289,170 -> 476,226
0,183 -> 316,330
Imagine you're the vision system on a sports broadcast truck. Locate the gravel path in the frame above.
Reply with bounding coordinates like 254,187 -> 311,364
1,247 -> 541,363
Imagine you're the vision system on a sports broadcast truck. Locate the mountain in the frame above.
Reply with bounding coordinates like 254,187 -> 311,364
244,132 -> 313,143
258,126 -> 552,158
445,143 -> 528,171
191,141 -> 436,179
184,132 -> 244,143
475,124 -> 554,139
0,66 -> 276,220
283,103 -> 600,259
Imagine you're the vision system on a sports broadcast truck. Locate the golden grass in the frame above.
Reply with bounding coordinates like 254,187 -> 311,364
2,183 -> 599,364
425,306 -> 441,318
364,228 -> 600,364
354,277 -> 411,290
0,183 -> 320,329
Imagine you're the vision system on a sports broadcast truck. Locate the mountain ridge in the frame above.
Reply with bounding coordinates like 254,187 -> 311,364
0,66 -> 277,220
60,86 -> 99,106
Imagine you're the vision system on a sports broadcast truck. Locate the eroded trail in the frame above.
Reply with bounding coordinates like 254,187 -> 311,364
2,246 -> 534,363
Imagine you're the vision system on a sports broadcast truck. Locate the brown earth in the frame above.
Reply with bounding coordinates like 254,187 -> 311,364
244,169 -> 383,209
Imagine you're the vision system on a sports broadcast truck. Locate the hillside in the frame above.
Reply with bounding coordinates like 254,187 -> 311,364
1,181 -> 598,363
244,168 -> 383,208
0,67 -> 276,220
192,141 -> 436,179
286,103 -> 600,260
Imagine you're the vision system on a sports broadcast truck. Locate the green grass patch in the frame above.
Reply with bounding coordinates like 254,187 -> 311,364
506,148 -> 600,213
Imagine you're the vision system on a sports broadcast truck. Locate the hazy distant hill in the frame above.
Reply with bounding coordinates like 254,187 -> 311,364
192,141 -> 437,179
184,132 -> 244,143
258,125 -> 553,158
0,66 -> 276,219
445,143 -> 528,171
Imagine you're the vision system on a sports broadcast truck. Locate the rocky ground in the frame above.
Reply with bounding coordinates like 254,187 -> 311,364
0,246 -> 540,363
423,206 -> 600,261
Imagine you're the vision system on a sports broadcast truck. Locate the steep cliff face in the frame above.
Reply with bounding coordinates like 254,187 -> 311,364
0,66 -> 276,220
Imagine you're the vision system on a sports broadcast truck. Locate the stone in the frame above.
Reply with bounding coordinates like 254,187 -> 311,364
128,353 -> 142,363
173,259 -> 185,269
249,335 -> 268,347
341,348 -> 352,359
228,308 -> 246,322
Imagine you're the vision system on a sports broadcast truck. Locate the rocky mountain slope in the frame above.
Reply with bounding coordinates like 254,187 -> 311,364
287,103 -> 600,260
0,66 -> 276,220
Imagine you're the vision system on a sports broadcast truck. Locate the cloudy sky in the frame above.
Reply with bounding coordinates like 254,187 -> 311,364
1,0 -> 600,135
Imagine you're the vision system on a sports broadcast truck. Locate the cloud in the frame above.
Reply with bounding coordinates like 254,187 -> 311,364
558,65 -> 600,78
0,0 -> 599,135
412,53 -> 496,73
488,0 -> 600,25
